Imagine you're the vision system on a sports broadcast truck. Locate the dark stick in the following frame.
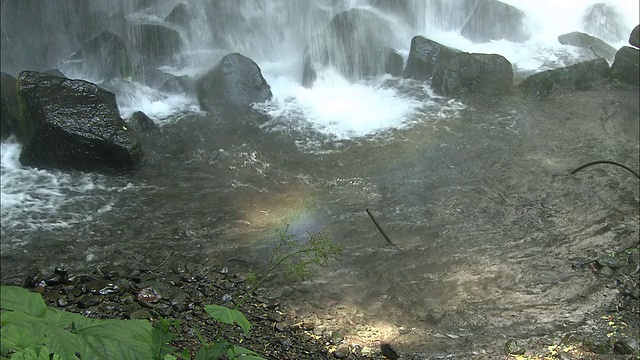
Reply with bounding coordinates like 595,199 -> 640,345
569,160 -> 640,179
143,250 -> 174,276
366,208 -> 400,250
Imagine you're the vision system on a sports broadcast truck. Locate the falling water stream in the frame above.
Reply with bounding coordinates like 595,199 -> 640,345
1,0 -> 639,356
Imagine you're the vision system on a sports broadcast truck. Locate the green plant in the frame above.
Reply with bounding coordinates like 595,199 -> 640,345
196,225 -> 344,359
1,285 -> 155,360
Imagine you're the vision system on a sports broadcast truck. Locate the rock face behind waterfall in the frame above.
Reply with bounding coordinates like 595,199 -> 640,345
460,0 -> 529,43
66,31 -> 133,80
16,71 -> 142,172
630,25 -> 640,48
431,53 -> 513,96
1,72 -> 19,140
196,53 -> 272,110
304,8 -> 397,82
403,36 -> 460,80
582,3 -> 628,43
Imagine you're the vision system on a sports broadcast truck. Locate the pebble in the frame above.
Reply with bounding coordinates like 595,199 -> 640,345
381,343 -> 399,360
275,322 -> 288,332
597,266 -> 614,277
334,344 -> 350,358
596,256 -> 621,269
614,335 -> 639,355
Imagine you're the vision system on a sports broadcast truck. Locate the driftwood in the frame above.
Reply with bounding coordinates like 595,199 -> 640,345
366,208 -> 400,250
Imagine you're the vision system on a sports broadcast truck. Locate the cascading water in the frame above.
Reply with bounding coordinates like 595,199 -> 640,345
1,0 -> 639,356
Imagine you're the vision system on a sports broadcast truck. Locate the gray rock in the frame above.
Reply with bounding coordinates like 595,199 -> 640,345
165,3 -> 193,29
17,71 -> 143,172
597,266 -> 614,277
67,31 -> 133,80
128,309 -> 152,319
518,58 -> 611,99
161,75 -> 195,94
381,343 -> 399,360
196,53 -> 272,109
130,111 -> 157,133
1,72 -> 19,140
630,25 -> 640,48
627,249 -> 639,264
558,32 -> 617,60
384,49 -> 404,77
431,52 -> 513,96
611,46 -> 640,86
460,0 -> 529,43
334,344 -> 350,358
402,36 -> 460,80
582,3 -> 627,43
129,24 -> 183,61
596,255 -> 621,269
614,335 -> 639,355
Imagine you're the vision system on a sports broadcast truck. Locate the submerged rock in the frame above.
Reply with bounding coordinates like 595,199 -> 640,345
460,0 -> 529,43
129,24 -> 183,61
1,72 -> 19,140
165,3 -> 194,29
518,58 -> 611,99
611,46 -> 640,86
402,36 -> 460,81
16,71 -> 142,172
130,111 -> 157,133
558,32 -> 617,60
431,52 -> 513,96
384,48 -> 404,77
196,53 -> 272,109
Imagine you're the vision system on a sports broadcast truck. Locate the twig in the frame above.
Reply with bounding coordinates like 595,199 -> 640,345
569,160 -> 640,179
366,208 -> 400,250
144,250 -> 174,276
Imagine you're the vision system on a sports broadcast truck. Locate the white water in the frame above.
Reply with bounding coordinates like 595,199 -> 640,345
1,0 -> 638,233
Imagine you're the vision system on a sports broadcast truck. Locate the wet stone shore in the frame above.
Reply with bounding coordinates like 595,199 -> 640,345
9,244 -> 639,360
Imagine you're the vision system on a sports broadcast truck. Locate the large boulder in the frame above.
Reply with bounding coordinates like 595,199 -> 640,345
305,8 -> 398,80
558,32 -> 617,60
518,58 -> 611,99
385,49 -> 404,77
610,46 -> 639,86
161,75 -> 195,95
196,53 -> 272,110
129,24 -> 183,61
16,71 -> 142,172
402,36 -> 460,80
165,3 -> 194,29
431,52 -> 513,96
460,0 -> 529,43
630,25 -> 640,48
1,72 -> 19,140
65,31 -> 133,80
582,3 -> 627,43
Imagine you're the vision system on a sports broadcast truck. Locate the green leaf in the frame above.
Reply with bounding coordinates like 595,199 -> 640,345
163,355 -> 178,360
0,286 -> 47,317
204,305 -> 251,335
45,326 -> 83,360
1,324 -> 45,353
76,319 -> 153,360
228,345 -> 263,359
235,356 -> 265,360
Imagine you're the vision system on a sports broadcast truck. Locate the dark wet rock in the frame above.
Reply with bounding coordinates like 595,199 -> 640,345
334,343 -> 350,358
196,53 -> 272,110
275,322 -> 288,332
16,71 -> 143,172
306,8 -> 397,80
611,46 -> 640,86
129,24 -> 183,61
558,32 -> 617,60
627,249 -> 640,264
431,52 -> 513,97
596,255 -> 622,269
43,273 -> 64,286
518,58 -> 611,99
402,36 -> 460,80
161,75 -> 195,94
130,111 -> 157,133
0,72 -> 19,140
460,0 -> 529,43
85,278 -> 118,295
330,330 -> 344,345
43,69 -> 67,78
582,3 -> 628,43
165,3 -> 193,29
384,49 -> 404,77
67,31 -> 133,80
614,335 -> 639,355
56,297 -> 69,307
381,343 -> 399,359
631,25 -> 640,48
77,294 -> 101,309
